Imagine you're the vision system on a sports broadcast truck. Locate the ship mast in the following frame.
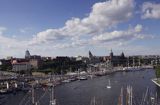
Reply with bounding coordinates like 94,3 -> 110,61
31,84 -> 35,105
126,85 -> 133,105
118,87 -> 123,105
50,74 -> 56,105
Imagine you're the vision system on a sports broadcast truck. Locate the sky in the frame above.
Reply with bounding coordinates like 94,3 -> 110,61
0,0 -> 160,58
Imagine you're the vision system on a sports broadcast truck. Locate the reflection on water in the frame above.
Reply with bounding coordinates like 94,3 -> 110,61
1,69 -> 160,105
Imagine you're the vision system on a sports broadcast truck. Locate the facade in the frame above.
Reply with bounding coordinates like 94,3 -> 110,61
88,50 -> 127,66
12,62 -> 32,71
29,59 -> 42,69
109,50 -> 126,67
24,50 -> 43,69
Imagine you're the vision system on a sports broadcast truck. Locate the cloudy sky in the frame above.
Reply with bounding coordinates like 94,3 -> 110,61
0,0 -> 160,58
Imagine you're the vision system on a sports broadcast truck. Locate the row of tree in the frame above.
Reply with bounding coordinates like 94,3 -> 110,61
35,60 -> 87,74
155,66 -> 160,78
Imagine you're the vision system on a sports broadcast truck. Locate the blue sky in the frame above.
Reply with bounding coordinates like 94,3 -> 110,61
0,0 -> 160,58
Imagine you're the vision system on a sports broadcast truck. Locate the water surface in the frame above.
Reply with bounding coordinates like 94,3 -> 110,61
1,69 -> 159,105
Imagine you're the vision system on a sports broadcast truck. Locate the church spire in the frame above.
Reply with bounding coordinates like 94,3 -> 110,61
121,51 -> 125,58
89,50 -> 93,58
110,49 -> 113,57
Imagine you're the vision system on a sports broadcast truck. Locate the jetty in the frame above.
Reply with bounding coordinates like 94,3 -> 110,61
152,78 -> 160,87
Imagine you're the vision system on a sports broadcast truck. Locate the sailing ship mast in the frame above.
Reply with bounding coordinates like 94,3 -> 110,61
31,84 -> 35,105
127,57 -> 130,68
133,57 -> 135,68
50,73 -> 56,105
118,87 -> 123,105
126,85 -> 133,105
139,57 -> 141,67
50,85 -> 56,105
90,96 -> 96,105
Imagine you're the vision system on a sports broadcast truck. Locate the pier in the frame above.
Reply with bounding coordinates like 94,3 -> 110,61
152,78 -> 160,87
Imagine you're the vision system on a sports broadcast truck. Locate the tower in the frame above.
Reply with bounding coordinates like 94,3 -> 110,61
89,50 -> 93,59
110,49 -> 113,59
120,51 -> 125,66
121,52 -> 125,58
25,50 -> 31,59
109,49 -> 114,66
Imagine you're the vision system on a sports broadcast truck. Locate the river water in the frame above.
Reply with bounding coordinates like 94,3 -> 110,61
1,69 -> 160,105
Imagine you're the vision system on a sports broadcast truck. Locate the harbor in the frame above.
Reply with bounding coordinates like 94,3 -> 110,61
0,64 -> 153,95
0,69 -> 159,105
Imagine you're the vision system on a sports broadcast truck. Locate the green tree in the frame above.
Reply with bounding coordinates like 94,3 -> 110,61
155,66 -> 160,78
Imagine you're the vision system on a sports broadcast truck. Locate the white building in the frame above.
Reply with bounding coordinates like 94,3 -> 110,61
12,62 -> 32,71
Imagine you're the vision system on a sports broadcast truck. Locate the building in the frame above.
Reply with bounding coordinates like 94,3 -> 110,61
12,60 -> 32,71
88,51 -> 101,64
24,50 -> 43,69
109,50 -> 127,67
25,50 -> 31,59
76,56 -> 89,63
30,55 -> 41,59
89,51 -> 93,60
29,59 -> 42,69
42,57 -> 52,61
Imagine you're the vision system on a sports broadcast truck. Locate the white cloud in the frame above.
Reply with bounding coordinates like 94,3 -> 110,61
20,27 -> 33,33
49,24 -> 151,49
0,27 -> 7,35
142,2 -> 160,19
0,28 -> 29,58
29,0 -> 135,45
0,35 -> 28,50
0,0 -> 157,58
92,24 -> 144,43
134,24 -> 143,32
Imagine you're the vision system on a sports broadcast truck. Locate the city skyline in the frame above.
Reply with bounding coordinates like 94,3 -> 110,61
0,0 -> 160,58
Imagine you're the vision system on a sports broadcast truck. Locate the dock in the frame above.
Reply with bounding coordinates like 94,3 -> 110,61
152,78 -> 160,87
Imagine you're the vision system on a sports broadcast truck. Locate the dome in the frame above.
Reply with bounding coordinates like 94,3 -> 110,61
25,50 -> 31,59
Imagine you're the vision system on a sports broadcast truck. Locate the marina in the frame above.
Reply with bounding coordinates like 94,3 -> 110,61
0,65 -> 152,95
0,69 -> 159,105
